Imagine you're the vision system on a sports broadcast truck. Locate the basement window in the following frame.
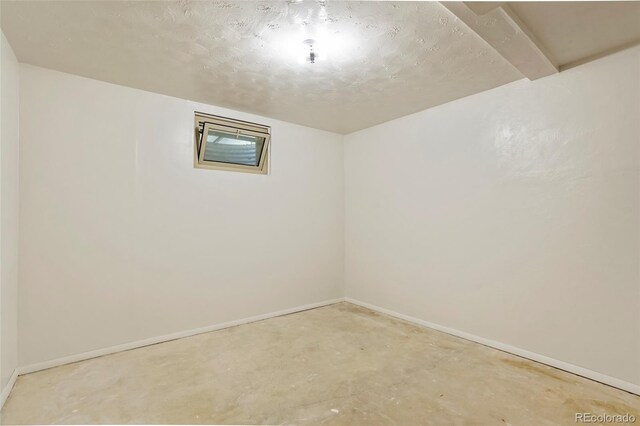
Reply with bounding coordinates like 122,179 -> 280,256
194,112 -> 271,174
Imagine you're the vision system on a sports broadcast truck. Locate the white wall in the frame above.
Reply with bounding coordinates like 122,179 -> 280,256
1,31 -> 20,391
345,46 -> 640,386
18,65 -> 344,367
12,39 -> 640,391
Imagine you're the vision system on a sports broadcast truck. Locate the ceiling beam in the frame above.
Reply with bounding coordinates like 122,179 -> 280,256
441,2 -> 558,80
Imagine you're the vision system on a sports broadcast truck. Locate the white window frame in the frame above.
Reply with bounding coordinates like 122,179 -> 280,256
194,112 -> 271,175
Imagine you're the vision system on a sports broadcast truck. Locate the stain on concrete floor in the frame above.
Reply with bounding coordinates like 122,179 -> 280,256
1,302 -> 639,425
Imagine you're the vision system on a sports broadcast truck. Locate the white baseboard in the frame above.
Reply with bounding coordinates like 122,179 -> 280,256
15,296 -> 639,397
18,298 -> 345,376
0,368 -> 18,410
345,297 -> 640,396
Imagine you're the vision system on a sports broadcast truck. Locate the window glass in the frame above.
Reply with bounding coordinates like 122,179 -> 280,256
202,129 -> 265,167
194,112 -> 271,174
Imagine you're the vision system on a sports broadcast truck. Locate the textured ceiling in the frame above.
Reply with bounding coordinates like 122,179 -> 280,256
0,1 -> 523,134
3,1 -> 638,134
509,1 -> 640,66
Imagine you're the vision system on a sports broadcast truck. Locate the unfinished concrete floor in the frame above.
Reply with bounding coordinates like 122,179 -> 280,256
2,302 -> 639,425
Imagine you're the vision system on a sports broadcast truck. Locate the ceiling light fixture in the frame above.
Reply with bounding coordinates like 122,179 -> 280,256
271,4 -> 356,66
303,39 -> 317,64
